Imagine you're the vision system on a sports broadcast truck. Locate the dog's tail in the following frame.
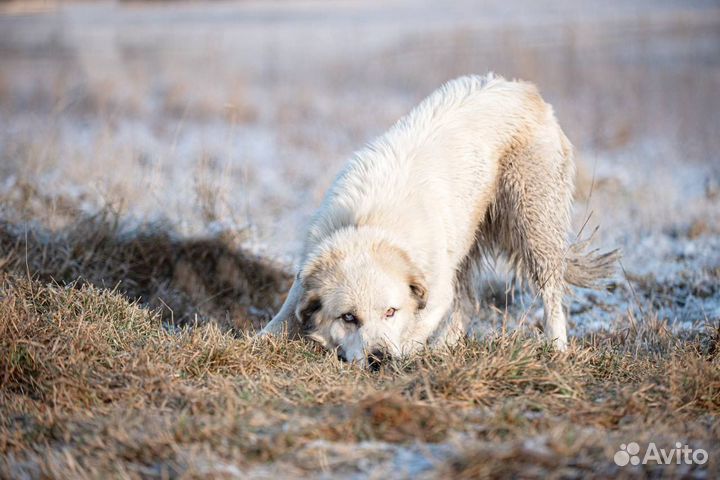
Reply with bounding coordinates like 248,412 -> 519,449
564,230 -> 621,290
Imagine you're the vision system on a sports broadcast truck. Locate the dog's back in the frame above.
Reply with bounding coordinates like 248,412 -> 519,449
305,74 -> 566,267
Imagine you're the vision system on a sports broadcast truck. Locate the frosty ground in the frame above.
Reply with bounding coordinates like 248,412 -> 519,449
0,1 -> 718,478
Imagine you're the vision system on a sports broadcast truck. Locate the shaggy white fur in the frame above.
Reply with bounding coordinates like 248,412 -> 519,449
260,73 -> 617,366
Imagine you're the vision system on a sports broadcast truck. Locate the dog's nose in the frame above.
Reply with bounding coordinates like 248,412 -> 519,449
367,349 -> 388,371
336,349 -> 347,362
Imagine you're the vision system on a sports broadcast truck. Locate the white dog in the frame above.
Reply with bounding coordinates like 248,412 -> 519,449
260,74 -> 617,367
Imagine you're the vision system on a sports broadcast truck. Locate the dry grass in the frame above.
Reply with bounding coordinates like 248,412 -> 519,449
0,243 -> 718,477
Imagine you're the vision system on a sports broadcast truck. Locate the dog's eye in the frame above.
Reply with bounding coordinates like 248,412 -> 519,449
384,308 -> 397,318
341,313 -> 358,324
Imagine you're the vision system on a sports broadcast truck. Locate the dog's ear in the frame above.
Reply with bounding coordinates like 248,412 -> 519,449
296,262 -> 325,331
409,275 -> 428,311
372,241 -> 429,311
296,294 -> 322,334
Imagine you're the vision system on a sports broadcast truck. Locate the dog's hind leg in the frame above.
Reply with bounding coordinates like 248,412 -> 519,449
258,277 -> 302,337
489,132 -> 574,350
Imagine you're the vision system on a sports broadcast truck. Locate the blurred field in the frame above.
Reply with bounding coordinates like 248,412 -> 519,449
0,0 -> 719,478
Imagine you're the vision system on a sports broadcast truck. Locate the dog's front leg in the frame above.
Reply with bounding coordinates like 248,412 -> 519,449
258,277 -> 302,337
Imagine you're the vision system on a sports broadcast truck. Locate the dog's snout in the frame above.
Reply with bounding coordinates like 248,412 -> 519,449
337,348 -> 389,369
367,349 -> 388,371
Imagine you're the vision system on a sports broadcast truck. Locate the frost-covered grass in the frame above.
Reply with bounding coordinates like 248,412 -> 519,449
0,0 -> 719,477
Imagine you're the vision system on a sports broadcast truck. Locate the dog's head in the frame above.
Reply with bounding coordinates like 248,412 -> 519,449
296,229 -> 428,369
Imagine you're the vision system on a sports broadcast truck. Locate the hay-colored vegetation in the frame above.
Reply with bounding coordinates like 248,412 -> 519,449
0,222 -> 718,477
